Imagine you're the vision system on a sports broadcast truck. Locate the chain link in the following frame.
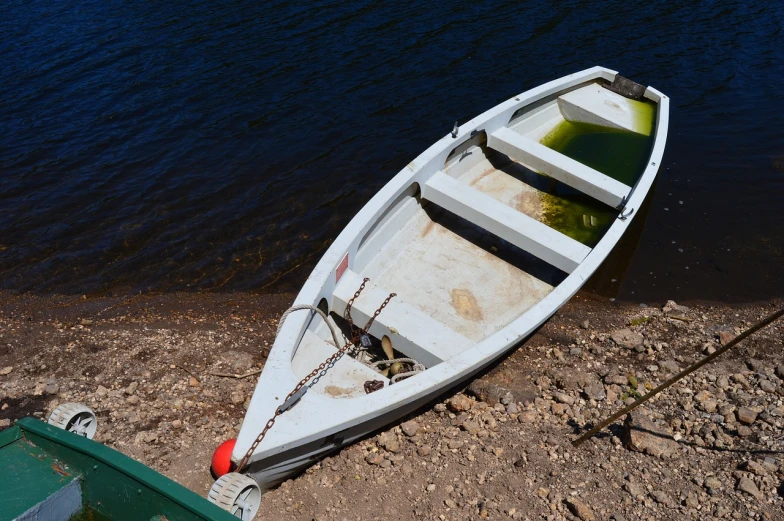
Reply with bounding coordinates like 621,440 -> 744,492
236,278 -> 394,472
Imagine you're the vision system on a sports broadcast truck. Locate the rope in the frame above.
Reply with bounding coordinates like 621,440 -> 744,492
277,307 -> 426,384
370,358 -> 426,384
277,305 -> 343,349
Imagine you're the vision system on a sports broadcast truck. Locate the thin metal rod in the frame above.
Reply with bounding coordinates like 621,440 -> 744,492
572,307 -> 784,448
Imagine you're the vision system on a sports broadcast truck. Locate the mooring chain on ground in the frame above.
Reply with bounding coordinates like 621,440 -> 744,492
236,278 -> 395,472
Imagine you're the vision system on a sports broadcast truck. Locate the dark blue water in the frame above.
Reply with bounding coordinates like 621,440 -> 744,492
1,1 -> 783,302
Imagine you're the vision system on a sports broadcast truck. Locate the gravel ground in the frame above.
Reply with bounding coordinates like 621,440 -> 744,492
1,291 -> 783,521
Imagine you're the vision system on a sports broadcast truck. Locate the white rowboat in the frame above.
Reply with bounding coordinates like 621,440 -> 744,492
212,66 -> 668,514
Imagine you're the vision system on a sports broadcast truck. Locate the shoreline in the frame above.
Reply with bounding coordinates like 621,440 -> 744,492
1,291 -> 783,519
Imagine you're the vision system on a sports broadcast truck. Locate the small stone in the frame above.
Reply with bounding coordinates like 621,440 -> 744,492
663,300 -> 689,314
650,490 -> 675,508
552,391 -> 575,405
401,420 -> 419,437
564,498 -> 595,521
188,376 -> 200,387
610,328 -> 644,349
700,399 -> 718,414
537,487 -> 550,499
506,402 -> 518,414
366,452 -> 384,465
551,403 -> 570,416
378,432 -> 401,453
434,403 -> 447,413
746,358 -> 768,372
444,498 -> 457,509
44,383 -> 60,395
659,360 -> 681,374
741,460 -> 768,476
737,407 -> 758,425
776,364 -> 784,379
447,394 -> 473,413
684,492 -> 699,509
125,381 -> 139,395
736,476 -> 762,500
417,445 -> 432,457
623,482 -> 644,498
460,419 -> 481,435
0,418 -> 11,428
0,366 -> 13,376
80,319 -> 94,326
448,439 -> 464,450
717,375 -> 730,390
759,379 -> 777,393
704,476 -> 722,495
736,425 -> 753,437
126,395 -> 140,405
96,385 -> 108,397
517,410 -> 537,423
719,331 -> 734,345
582,381 -> 605,401
580,320 -> 590,329
426,483 -> 436,492
622,410 -> 680,459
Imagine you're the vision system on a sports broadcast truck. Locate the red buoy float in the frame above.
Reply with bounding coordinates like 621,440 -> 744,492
211,438 -> 237,477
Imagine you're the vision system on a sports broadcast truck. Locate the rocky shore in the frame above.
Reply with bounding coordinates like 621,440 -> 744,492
1,291 -> 782,520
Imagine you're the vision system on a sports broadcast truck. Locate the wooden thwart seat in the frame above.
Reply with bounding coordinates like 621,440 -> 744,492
332,270 -> 472,368
422,171 -> 591,273
488,126 -> 631,208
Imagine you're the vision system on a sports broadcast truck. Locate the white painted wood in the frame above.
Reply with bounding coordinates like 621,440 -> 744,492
423,171 -> 591,273
292,330 -> 386,397
332,269 -> 472,368
488,126 -> 631,208
230,67 -> 668,493
557,84 -> 653,136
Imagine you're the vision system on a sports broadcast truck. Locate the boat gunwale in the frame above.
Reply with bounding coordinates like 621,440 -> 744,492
234,66 -> 669,465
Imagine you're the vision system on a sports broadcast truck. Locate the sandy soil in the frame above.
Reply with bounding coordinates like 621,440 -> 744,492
1,291 -> 783,521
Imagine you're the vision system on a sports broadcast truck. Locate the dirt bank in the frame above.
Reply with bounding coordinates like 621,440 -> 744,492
1,291 -> 783,520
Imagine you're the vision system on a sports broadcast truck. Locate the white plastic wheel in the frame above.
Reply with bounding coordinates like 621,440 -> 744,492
47,402 -> 98,439
208,472 -> 262,521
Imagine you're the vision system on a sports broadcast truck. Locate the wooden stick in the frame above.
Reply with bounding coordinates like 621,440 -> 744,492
572,307 -> 784,448
207,368 -> 263,379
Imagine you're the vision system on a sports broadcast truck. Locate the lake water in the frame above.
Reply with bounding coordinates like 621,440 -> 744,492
1,0 -> 782,302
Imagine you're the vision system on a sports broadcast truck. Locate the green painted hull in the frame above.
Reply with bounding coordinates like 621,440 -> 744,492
1,418 -> 237,521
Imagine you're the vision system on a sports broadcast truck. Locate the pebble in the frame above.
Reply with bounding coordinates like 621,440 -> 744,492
447,394 -> 473,413
564,498 -> 595,521
610,328 -> 644,349
0,366 -> 13,376
365,452 -> 384,465
736,407 -> 758,425
736,476 -> 762,500
401,420 -> 419,437
417,445 -> 432,457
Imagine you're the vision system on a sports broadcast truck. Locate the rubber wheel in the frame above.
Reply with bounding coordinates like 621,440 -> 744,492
47,402 -> 98,439
208,472 -> 262,520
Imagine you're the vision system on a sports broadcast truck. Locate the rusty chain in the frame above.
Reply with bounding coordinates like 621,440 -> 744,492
236,278 -> 395,472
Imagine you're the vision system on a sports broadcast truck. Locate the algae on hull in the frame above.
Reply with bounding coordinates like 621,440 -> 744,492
535,109 -> 656,247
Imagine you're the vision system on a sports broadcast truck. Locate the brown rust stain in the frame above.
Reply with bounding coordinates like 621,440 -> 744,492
450,289 -> 484,322
468,168 -> 496,187
420,219 -> 436,238
325,385 -> 351,397
52,462 -> 70,477
511,189 -> 543,219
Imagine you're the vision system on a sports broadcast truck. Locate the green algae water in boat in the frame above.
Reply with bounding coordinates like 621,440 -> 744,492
2,415 -> 243,521
208,67 -> 669,520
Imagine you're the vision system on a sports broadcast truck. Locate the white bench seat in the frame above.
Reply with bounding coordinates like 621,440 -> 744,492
422,171 -> 591,274
488,126 -> 631,208
332,270 -> 472,367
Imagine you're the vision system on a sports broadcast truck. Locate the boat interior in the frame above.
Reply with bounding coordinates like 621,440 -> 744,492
291,79 -> 658,398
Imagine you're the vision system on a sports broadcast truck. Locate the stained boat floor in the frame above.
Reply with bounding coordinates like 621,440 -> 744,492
366,204 -> 558,343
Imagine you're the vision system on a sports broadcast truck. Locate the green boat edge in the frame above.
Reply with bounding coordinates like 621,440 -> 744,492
1,417 -> 238,521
